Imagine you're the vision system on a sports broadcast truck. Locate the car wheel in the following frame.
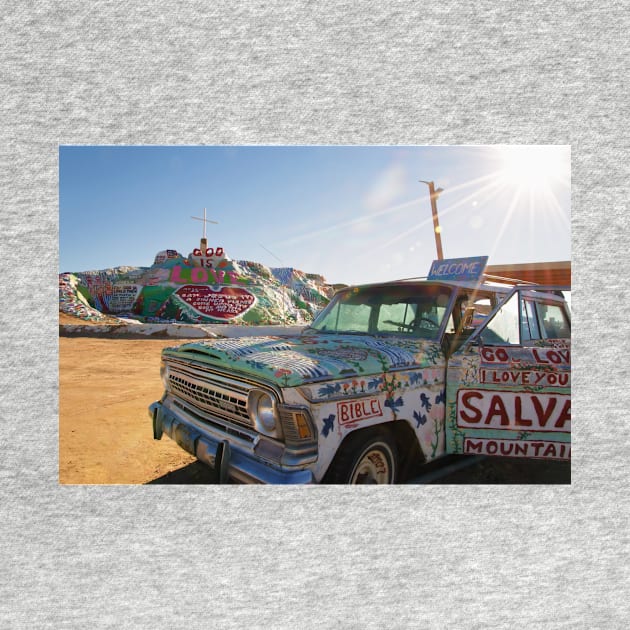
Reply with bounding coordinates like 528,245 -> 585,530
325,428 -> 398,484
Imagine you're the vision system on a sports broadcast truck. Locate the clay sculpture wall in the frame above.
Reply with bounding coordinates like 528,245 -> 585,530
59,248 -> 334,325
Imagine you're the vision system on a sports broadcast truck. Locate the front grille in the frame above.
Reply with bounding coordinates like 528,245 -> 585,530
173,399 -> 256,444
166,361 -> 254,428
164,359 -> 318,465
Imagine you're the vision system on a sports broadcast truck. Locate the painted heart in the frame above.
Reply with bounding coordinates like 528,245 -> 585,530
174,285 -> 256,320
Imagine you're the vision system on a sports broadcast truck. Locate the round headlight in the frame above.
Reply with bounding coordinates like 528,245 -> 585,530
248,390 -> 279,435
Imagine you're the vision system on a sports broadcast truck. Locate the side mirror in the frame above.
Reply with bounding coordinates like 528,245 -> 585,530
465,330 -> 484,349
461,306 -> 475,329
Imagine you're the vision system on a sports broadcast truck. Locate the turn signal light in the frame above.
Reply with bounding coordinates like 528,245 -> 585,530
295,412 -> 313,439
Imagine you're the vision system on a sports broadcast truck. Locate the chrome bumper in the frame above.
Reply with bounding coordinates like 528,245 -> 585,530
149,401 -> 314,484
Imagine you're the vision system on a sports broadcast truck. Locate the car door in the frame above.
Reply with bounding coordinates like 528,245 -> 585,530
444,288 -> 571,461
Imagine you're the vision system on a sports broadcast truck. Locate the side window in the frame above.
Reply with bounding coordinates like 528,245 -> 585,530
480,293 -> 520,345
537,303 -> 570,339
521,299 -> 541,342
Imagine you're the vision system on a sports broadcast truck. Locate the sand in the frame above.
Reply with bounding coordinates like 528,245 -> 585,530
59,336 -> 203,484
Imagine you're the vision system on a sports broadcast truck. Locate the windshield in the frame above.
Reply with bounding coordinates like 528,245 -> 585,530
309,284 -> 454,339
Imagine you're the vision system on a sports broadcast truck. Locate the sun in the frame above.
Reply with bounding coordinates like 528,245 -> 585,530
497,145 -> 570,193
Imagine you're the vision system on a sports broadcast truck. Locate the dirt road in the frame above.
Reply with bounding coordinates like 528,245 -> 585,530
59,335 -> 569,485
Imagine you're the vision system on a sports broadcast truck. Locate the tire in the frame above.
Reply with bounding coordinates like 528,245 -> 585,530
324,428 -> 398,484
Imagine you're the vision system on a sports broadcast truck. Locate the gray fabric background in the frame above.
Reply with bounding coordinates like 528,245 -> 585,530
1,1 -> 627,627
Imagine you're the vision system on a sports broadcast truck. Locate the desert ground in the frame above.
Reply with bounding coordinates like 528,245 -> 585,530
59,315 -> 570,485
60,335 -> 201,484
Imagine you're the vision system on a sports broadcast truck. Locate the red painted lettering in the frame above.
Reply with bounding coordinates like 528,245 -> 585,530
496,348 -> 509,362
465,440 -> 484,454
532,396 -> 557,427
459,391 -> 484,423
339,403 -> 350,423
486,395 -> 509,426
337,398 -> 382,424
532,349 -> 548,364
554,400 -> 571,429
547,351 -> 561,364
514,397 -> 533,427
464,438 -> 570,460
532,348 -> 571,365
515,443 -> 528,456
486,440 -> 498,454
481,347 -> 509,363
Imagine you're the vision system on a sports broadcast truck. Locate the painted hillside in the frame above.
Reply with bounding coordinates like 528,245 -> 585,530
59,245 -> 336,325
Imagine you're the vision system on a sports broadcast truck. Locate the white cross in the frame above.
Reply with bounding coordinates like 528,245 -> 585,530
191,208 -> 218,239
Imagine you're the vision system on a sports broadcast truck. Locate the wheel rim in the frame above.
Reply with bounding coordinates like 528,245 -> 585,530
350,443 -> 394,484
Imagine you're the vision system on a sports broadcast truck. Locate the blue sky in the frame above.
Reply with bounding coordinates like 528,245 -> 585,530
59,145 -> 570,285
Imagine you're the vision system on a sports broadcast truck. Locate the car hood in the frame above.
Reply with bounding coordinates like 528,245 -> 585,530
162,333 -> 442,387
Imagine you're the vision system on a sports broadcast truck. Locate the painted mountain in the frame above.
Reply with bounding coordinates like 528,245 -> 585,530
59,247 -> 336,325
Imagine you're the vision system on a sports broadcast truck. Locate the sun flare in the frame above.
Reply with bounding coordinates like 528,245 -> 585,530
497,145 -> 570,193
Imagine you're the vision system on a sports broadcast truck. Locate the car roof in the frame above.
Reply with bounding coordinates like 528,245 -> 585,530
338,276 -> 568,301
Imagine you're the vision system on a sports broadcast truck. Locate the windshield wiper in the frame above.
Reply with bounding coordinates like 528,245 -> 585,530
334,330 -> 371,336
301,327 -> 368,336
302,327 -> 334,335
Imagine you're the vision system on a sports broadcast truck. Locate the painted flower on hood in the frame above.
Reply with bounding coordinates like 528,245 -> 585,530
273,367 -> 293,385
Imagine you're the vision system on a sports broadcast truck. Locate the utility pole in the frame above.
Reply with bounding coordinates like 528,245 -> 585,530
419,180 -> 444,260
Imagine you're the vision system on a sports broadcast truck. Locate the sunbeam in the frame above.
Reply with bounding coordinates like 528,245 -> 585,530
278,171 -> 506,253
262,146 -> 569,283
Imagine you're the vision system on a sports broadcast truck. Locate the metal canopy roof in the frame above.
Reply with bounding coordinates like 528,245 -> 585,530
485,261 -> 571,287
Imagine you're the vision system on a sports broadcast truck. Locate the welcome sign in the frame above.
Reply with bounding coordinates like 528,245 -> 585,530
428,256 -> 488,282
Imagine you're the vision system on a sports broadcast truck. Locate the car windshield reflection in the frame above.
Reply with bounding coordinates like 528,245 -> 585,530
309,285 -> 454,340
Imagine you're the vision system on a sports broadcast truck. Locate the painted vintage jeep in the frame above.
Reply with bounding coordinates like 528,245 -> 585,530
149,257 -> 571,483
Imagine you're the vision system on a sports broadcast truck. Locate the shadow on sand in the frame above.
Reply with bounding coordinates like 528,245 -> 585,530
146,456 -> 570,485
146,461 -> 219,484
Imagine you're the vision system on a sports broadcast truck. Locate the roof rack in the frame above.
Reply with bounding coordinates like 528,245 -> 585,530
352,274 -> 569,293
482,273 -> 538,286
390,273 -> 536,286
